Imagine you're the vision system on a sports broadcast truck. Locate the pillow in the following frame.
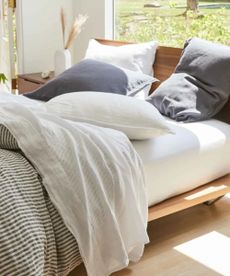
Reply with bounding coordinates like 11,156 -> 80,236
24,59 -> 156,102
85,39 -> 158,75
85,39 -> 158,97
45,92 -> 173,140
147,38 -> 230,122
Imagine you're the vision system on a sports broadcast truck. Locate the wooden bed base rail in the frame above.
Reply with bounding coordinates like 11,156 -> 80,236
148,174 -> 230,221
96,38 -> 230,221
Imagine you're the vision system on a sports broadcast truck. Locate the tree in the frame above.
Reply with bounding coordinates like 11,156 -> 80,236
182,0 -> 200,17
186,0 -> 199,13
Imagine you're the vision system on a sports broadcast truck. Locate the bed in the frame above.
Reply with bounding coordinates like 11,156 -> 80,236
96,38 -> 230,222
1,39 -> 230,276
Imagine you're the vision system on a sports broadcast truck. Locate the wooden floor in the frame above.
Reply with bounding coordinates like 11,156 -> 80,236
70,194 -> 230,276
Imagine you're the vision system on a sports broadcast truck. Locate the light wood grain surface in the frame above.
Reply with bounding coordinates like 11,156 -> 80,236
148,174 -> 230,221
69,194 -> 230,276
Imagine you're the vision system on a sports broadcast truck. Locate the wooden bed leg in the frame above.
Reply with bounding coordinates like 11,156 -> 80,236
204,195 -> 225,206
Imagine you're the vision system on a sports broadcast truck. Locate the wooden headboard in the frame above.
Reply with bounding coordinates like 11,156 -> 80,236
96,39 -> 183,92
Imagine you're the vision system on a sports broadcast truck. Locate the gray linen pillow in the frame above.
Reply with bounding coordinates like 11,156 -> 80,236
147,38 -> 230,122
24,59 -> 156,102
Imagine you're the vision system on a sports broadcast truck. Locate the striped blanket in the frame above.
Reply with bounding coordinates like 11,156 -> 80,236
0,125 -> 82,275
0,95 -> 149,276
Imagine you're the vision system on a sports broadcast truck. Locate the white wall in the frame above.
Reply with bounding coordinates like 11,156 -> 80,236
16,0 -> 113,73
17,0 -> 74,74
72,0 -> 113,62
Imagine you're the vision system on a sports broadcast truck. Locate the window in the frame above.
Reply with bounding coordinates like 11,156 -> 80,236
0,0 -> 17,92
114,0 -> 230,47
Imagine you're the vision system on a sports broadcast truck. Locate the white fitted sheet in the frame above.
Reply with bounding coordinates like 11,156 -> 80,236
132,118 -> 230,207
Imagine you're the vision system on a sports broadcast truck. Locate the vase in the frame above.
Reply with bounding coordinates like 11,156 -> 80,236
54,49 -> 71,76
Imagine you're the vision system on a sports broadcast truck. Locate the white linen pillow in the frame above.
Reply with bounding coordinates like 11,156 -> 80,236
85,39 -> 158,98
85,39 -> 158,75
45,92 -> 173,140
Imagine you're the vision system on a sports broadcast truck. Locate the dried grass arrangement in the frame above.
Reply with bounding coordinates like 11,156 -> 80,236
60,7 -> 88,50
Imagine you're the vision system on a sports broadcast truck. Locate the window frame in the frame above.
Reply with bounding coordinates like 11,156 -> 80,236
105,0 -> 115,39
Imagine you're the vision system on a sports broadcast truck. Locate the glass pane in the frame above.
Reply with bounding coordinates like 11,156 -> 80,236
114,0 -> 230,47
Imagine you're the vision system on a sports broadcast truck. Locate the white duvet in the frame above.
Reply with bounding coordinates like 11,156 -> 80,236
0,93 -> 149,276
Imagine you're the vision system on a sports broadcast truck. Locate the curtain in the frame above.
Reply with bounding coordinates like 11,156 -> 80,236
0,0 -> 11,92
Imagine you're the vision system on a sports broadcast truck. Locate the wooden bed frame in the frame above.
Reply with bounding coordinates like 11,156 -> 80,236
97,38 -> 230,222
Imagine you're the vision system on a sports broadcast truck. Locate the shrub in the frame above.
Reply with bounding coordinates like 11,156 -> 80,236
116,9 -> 230,47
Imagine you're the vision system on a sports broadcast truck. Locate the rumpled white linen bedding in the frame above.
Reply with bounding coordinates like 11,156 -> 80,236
0,93 -> 149,276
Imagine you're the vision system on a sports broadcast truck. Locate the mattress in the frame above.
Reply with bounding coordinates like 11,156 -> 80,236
132,118 -> 230,207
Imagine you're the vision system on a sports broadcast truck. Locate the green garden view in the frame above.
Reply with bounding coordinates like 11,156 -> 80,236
115,0 -> 230,47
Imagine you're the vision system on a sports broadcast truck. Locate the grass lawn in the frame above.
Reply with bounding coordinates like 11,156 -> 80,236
115,0 -> 230,47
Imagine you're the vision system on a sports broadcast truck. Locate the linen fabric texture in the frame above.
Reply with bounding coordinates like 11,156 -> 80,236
147,38 -> 230,122
85,39 -> 158,98
45,92 -> 173,140
24,59 -> 156,102
0,126 -> 82,276
85,39 -> 158,76
0,98 -> 149,276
